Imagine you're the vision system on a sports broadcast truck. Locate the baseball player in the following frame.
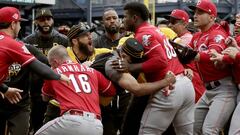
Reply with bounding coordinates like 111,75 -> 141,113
35,45 -> 116,135
188,0 -> 238,134
123,2 -> 195,134
23,8 -> 69,133
103,38 -> 177,97
209,36 -> 240,135
0,44 -> 49,135
43,23 -> 112,124
93,8 -> 132,135
0,7 -> 69,88
167,9 -> 205,102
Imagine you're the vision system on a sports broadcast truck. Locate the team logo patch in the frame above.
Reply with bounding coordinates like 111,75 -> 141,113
8,63 -> 21,77
214,35 -> 224,43
142,34 -> 151,46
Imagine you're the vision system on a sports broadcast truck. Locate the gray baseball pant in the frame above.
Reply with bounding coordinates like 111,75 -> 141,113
35,111 -> 103,135
139,75 -> 195,135
194,77 -> 238,135
228,85 -> 240,135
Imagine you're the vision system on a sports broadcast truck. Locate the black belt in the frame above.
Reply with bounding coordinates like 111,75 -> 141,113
205,81 -> 221,90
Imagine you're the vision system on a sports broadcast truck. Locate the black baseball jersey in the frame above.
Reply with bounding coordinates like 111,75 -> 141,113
23,29 -> 68,96
93,34 -> 120,49
23,29 -> 68,55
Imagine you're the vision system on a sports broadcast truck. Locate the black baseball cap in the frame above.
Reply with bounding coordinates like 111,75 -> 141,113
121,38 -> 144,59
67,23 -> 95,40
35,8 -> 53,19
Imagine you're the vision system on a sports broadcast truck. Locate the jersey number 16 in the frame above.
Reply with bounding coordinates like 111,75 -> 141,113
69,74 -> 92,93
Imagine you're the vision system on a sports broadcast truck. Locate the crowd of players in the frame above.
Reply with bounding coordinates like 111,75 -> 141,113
1,0 -> 240,135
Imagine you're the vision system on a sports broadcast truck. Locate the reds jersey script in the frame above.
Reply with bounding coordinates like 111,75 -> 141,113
42,61 -> 116,116
134,22 -> 184,82
0,32 -> 35,84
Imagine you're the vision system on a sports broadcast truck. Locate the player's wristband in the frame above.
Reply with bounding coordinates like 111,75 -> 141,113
0,83 -> 9,93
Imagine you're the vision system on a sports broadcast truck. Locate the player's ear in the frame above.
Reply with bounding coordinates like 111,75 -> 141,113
209,15 -> 216,22
72,38 -> 78,46
10,21 -> 16,30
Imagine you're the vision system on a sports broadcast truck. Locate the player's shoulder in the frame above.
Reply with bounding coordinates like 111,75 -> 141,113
209,24 -> 228,37
23,32 -> 37,43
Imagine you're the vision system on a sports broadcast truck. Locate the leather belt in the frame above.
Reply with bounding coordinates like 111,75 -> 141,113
205,81 -> 221,90
69,110 -> 101,120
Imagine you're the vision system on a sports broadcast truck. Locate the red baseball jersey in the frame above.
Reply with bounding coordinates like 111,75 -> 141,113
42,61 -> 116,115
180,32 -> 193,46
135,22 -> 184,82
189,23 -> 232,82
179,32 -> 205,102
221,36 -> 240,84
0,32 -> 35,84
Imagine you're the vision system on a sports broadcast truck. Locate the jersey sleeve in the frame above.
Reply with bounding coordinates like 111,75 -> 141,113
199,31 -> 227,63
96,70 -> 116,97
25,44 -> 49,65
9,41 -> 36,67
42,80 -> 55,98
135,34 -> 168,74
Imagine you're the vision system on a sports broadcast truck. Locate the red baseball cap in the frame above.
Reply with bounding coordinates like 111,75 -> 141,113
169,9 -> 189,23
0,7 -> 28,23
189,0 -> 217,17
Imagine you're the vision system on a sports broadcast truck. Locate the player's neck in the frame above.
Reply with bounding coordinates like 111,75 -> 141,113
135,20 -> 147,32
200,21 -> 214,32
0,29 -> 14,38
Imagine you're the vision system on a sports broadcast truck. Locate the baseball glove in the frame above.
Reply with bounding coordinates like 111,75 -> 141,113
169,40 -> 198,64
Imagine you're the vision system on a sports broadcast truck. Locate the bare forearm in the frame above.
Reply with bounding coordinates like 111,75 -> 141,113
118,73 -> 169,96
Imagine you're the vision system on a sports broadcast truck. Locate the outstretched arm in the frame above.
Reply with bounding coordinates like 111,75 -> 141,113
118,72 -> 175,97
27,59 -> 69,82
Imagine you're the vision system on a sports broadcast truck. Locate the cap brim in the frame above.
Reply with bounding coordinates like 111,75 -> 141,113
188,5 -> 196,11
163,15 -> 170,20
78,27 -> 96,36
20,18 -> 28,21
166,15 -> 182,20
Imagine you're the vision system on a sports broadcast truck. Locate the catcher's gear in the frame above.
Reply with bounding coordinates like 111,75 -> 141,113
169,39 -> 198,64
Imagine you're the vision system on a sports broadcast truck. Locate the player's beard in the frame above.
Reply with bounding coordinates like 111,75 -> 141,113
37,24 -> 53,34
105,25 -> 119,34
78,41 -> 94,57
